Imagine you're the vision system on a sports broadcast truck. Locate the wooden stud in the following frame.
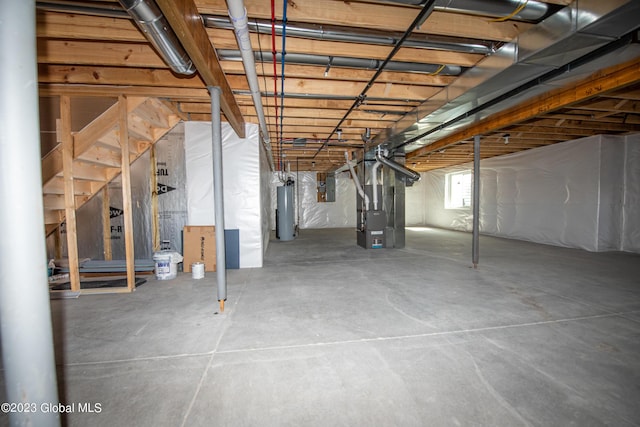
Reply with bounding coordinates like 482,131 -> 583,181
58,97 -> 81,292
150,145 -> 160,252
102,187 -> 112,261
118,95 -> 136,292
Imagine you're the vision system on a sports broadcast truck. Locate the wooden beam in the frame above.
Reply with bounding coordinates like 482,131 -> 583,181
408,56 -> 640,160
196,0 -> 531,42
118,95 -> 136,292
155,0 -> 245,137
58,97 -> 81,292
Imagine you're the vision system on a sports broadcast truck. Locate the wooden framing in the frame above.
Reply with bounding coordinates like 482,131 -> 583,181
102,187 -> 112,261
118,95 -> 136,292
58,96 -> 81,292
155,0 -> 245,137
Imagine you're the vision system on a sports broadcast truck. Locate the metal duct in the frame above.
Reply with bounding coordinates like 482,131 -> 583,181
37,0 -> 130,18
218,50 -> 463,76
203,15 -> 494,55
375,152 -> 421,183
435,0 -> 549,21
118,0 -> 196,75
380,0 -> 550,21
226,1 -> 275,171
377,0 -> 640,153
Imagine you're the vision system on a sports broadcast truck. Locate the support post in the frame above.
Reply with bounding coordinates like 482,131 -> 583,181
208,86 -> 227,311
118,95 -> 136,292
0,1 -> 60,425
59,99 -> 81,291
472,134 -> 481,268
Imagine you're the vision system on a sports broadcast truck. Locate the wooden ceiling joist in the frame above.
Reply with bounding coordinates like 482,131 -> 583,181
155,0 -> 245,137
408,56 -> 640,161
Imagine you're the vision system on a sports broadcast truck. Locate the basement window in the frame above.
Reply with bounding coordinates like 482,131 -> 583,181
445,171 -> 472,209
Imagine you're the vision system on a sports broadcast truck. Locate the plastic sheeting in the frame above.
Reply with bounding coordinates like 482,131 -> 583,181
184,121 -> 265,268
270,171 -> 356,229
408,134 -> 640,252
47,150 -> 154,260
155,123 -> 188,252
259,143 -> 272,255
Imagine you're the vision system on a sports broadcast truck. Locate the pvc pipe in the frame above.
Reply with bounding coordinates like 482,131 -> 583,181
345,152 -> 370,211
0,1 -> 60,425
208,86 -> 227,307
226,0 -> 275,170
371,160 -> 382,211
375,151 -> 421,183
472,134 -> 480,268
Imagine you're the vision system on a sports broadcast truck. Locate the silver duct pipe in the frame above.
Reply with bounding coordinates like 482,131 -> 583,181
37,0 -> 130,18
203,15 -> 494,54
226,0 -> 275,170
0,1 -> 60,426
118,0 -> 196,75
218,50 -> 463,76
380,0 -> 549,20
345,152 -> 370,211
209,86 -> 227,312
375,151 -> 421,183
436,0 -> 549,21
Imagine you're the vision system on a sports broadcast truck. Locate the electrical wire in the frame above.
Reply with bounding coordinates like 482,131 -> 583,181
489,0 -> 529,22
279,0 -> 288,169
270,0 -> 280,172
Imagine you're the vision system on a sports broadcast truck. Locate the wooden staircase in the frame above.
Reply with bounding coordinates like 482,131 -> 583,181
42,97 -> 184,236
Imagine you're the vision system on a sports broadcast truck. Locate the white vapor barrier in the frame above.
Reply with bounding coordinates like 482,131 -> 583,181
259,144 -> 272,255
270,171 -> 356,229
155,123 -> 188,252
408,134 -> 640,252
185,121 -> 264,268
47,150 -> 154,260
622,134 -> 640,252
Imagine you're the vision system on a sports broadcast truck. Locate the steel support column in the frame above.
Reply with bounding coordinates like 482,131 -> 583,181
0,1 -> 60,425
208,86 -> 227,311
472,134 -> 481,268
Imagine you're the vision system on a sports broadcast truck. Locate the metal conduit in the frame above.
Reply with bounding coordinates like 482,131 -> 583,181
217,50 -> 463,76
279,0 -> 288,155
203,16 -> 495,54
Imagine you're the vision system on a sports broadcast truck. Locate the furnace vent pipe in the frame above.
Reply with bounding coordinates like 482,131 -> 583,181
376,151 -> 421,183
345,152 -> 370,211
371,157 -> 383,211
118,0 -> 196,75
226,0 -> 275,170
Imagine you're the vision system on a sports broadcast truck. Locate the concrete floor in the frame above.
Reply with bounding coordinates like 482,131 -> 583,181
2,227 -> 640,426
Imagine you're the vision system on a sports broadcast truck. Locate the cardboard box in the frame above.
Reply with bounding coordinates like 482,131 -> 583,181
183,226 -> 216,272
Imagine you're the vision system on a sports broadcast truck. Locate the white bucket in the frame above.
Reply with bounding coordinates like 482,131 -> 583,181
191,262 -> 205,279
153,253 -> 177,280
